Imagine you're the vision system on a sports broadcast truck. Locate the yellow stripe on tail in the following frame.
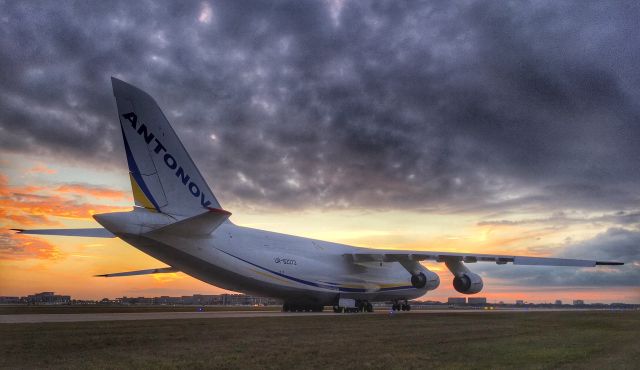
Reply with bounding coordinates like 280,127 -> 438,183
129,173 -> 158,211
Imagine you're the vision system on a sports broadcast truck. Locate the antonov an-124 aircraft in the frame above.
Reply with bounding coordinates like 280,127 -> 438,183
13,78 -> 624,312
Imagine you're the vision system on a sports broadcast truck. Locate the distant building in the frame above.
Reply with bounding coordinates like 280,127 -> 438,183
219,294 -> 277,306
112,294 -> 278,306
555,300 -> 562,305
154,296 -> 183,305
573,300 -> 585,306
25,292 -> 70,305
189,294 -> 220,305
0,296 -> 20,304
116,296 -> 153,305
515,300 -> 525,305
448,297 -> 466,304
467,297 -> 487,305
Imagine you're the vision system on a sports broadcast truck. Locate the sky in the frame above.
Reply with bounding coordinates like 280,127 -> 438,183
0,0 -> 638,303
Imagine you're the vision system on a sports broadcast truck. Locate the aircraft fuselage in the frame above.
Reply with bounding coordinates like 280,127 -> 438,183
109,218 -> 434,306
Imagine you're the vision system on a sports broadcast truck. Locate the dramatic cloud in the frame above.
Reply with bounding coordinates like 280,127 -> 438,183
475,228 -> 640,287
478,211 -> 640,228
26,164 -> 57,175
0,229 -> 65,261
0,174 -> 130,225
55,183 -> 129,200
1,0 -> 638,214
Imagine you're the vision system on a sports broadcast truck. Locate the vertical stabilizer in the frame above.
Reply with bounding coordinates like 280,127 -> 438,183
111,77 -> 221,217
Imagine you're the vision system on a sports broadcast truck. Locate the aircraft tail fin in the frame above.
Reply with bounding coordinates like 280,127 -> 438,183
111,77 -> 221,217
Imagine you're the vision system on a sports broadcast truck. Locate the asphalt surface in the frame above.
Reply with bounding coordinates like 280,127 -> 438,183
0,308 -> 609,323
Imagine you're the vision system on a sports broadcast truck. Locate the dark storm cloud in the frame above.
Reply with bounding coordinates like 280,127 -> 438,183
478,210 -> 640,228
474,228 -> 640,287
1,0 -> 639,212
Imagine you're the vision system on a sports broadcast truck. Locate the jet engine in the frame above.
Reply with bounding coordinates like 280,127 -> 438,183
410,269 -> 440,290
444,259 -> 483,294
452,272 -> 483,294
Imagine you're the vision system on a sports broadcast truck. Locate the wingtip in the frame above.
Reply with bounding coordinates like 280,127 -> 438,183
595,261 -> 624,266
111,76 -> 131,92
110,76 -> 123,86
10,228 -> 24,233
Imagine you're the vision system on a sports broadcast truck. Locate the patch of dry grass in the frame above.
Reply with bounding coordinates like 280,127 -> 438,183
1,311 -> 638,369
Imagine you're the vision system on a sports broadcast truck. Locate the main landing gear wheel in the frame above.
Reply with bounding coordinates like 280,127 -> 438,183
391,300 -> 411,312
355,300 -> 373,313
332,300 -> 372,313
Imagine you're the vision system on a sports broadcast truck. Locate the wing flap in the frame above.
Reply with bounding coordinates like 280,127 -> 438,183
11,228 -> 115,238
512,256 -> 595,267
95,267 -> 178,277
345,250 -> 623,267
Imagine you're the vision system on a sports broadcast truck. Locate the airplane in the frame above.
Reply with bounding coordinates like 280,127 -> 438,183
13,77 -> 624,313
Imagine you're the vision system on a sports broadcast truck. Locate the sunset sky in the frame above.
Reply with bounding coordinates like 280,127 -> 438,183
1,1 -> 638,303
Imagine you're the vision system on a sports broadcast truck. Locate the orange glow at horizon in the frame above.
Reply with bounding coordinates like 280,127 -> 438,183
0,161 -> 637,304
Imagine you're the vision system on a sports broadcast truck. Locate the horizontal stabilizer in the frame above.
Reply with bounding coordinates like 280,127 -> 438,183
147,207 -> 231,236
11,228 -> 115,238
95,267 -> 178,277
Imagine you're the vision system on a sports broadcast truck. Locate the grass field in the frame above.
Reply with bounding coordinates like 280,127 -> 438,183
1,311 -> 638,369
0,304 -> 281,315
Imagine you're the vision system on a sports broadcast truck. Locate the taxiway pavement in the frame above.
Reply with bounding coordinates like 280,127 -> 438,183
0,308 -> 608,324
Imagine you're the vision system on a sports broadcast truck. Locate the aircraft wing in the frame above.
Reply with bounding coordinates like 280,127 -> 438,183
95,267 -> 179,277
11,228 -> 115,238
344,250 -> 624,267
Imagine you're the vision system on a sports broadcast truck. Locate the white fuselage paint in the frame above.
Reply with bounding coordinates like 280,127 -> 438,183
96,211 -> 433,305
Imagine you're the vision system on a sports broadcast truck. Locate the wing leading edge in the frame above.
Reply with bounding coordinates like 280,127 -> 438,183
345,250 -> 623,267
95,267 -> 179,277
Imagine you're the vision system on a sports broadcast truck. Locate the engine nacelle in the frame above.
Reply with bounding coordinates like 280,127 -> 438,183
410,270 -> 440,291
452,272 -> 483,294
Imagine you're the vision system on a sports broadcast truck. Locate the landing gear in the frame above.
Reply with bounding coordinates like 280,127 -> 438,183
285,300 -> 375,313
365,302 -> 374,313
356,301 -> 373,312
391,300 -> 411,312
332,300 -> 373,313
